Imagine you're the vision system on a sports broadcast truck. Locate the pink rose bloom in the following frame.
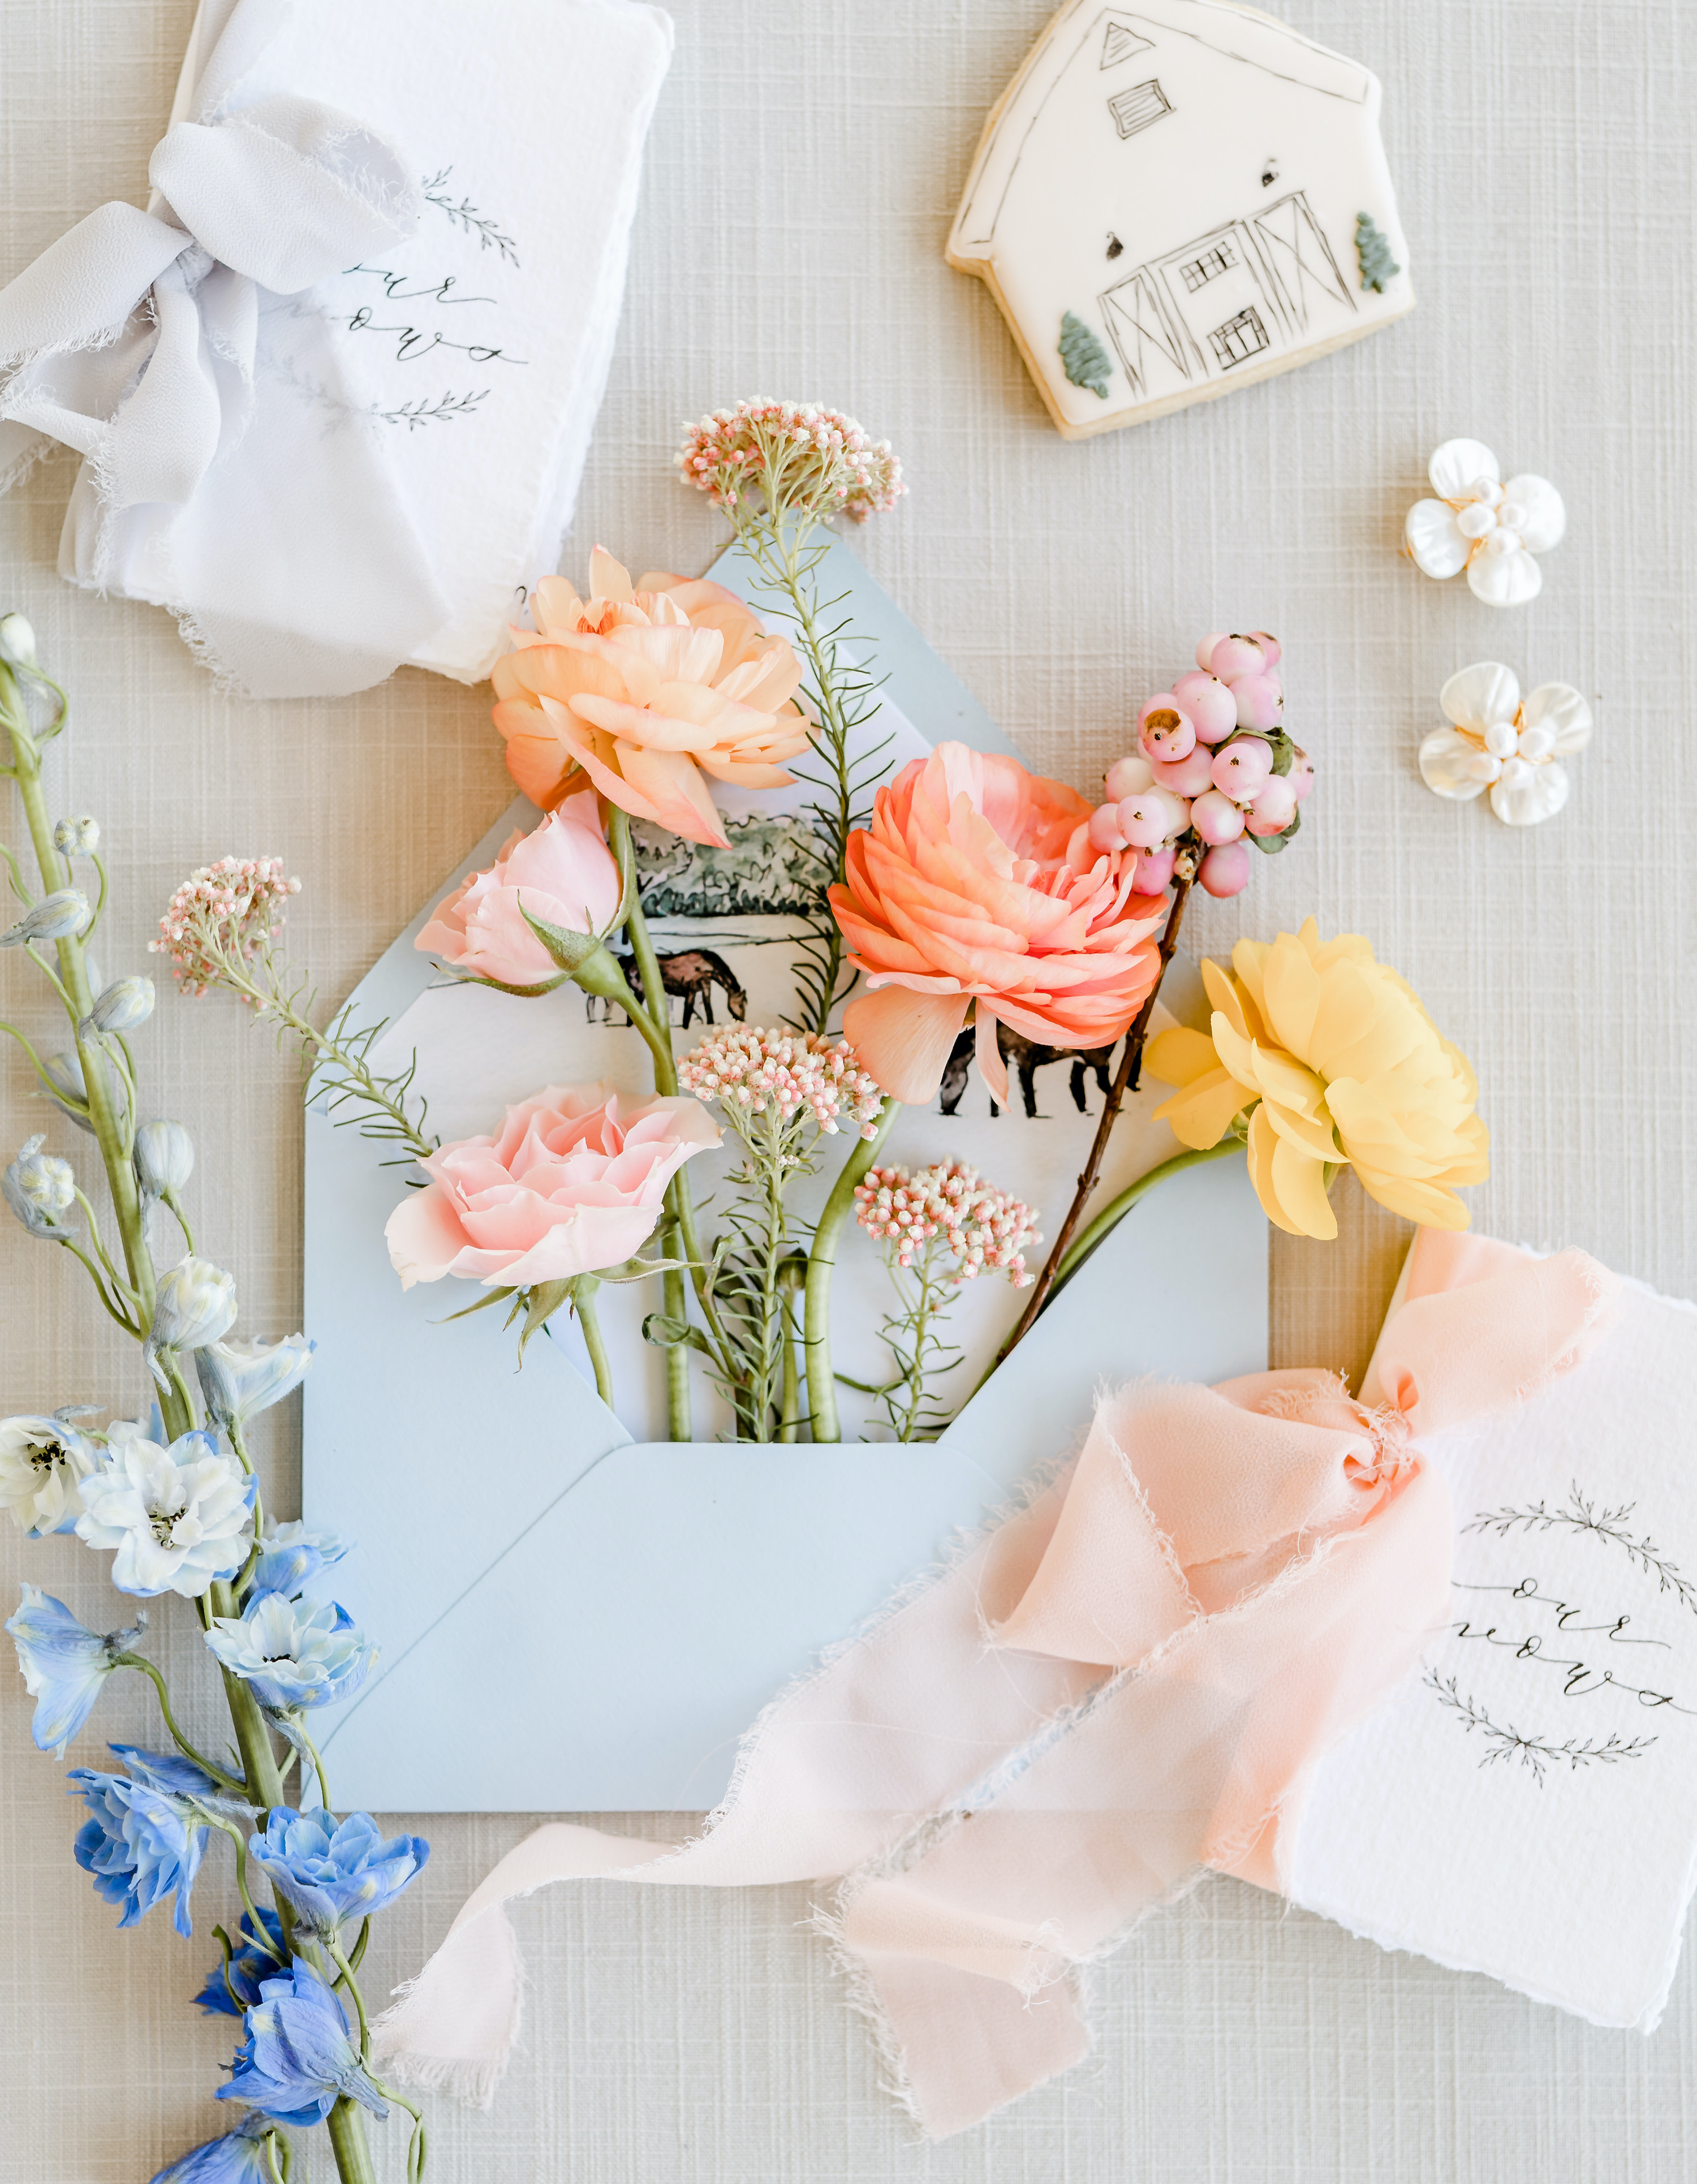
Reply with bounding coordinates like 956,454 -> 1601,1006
386,1083 -> 721,1290
829,742 -> 1167,1106
415,791 -> 621,992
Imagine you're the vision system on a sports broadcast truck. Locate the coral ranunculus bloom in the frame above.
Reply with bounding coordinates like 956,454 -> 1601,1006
491,550 -> 809,849
829,743 -> 1168,1107
1145,920 -> 1489,1240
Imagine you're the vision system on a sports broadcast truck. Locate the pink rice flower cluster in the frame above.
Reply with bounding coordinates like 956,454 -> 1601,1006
854,1161 -> 1040,1287
676,400 -> 907,523
679,1027 -> 884,1139
148,856 -> 300,998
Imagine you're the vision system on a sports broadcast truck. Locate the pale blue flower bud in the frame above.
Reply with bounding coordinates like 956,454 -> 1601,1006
149,1257 -> 238,1360
1,889 -> 89,946
3,1134 -> 76,1238
42,1047 -> 120,1135
53,815 -> 100,857
196,1335 -> 315,1431
0,612 -> 36,666
83,975 -> 155,1036
134,1119 -> 195,1201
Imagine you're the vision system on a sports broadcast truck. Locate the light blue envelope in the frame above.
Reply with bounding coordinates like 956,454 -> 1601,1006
302,537 -> 1267,1812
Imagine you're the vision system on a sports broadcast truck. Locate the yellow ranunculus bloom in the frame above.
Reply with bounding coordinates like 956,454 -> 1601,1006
1145,919 -> 1489,1240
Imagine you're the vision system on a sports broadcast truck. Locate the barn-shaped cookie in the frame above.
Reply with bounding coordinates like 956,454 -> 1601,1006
949,0 -> 1413,438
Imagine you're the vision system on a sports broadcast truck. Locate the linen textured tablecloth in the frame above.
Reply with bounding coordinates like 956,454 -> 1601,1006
1,1 -> 1693,2177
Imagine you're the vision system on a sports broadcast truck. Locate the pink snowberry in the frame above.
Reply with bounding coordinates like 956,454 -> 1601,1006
1229,674 -> 1283,731
1115,794 -> 1172,851
1248,630 -> 1282,669
1132,845 -> 1177,893
1208,634 -> 1268,682
1104,753 -> 1153,802
1149,745 -> 1213,798
1198,841 -> 1251,897
1189,789 -> 1246,846
1169,671 -> 1238,744
1245,774 -> 1299,835
1210,738 -> 1274,799
1087,804 -> 1125,854
1195,631 -> 1230,671
1290,746 -> 1316,802
1138,702 -> 1196,763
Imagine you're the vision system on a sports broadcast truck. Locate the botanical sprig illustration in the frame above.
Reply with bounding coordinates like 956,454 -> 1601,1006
1424,1670 -> 1657,1785
1463,1483 -> 1697,1619
421,167 -> 520,266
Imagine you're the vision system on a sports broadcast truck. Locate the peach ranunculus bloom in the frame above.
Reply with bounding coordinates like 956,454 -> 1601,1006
415,790 -> 622,993
1145,919 -> 1489,1240
385,1083 -> 721,1291
829,742 -> 1168,1107
490,549 -> 810,850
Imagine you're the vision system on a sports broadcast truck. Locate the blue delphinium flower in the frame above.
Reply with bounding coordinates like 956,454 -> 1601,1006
218,1958 -> 389,2127
249,1808 -> 429,1934
204,1590 -> 374,1711
148,2110 -> 278,2182
5,1585 -> 144,1756
67,1743 -> 222,1937
196,1334 -> 316,1433
196,1905 -> 287,2016
0,1412 -> 100,1536
250,1519 -> 349,1601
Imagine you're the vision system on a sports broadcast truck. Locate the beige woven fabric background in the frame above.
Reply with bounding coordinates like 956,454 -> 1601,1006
2,0 -> 1693,2176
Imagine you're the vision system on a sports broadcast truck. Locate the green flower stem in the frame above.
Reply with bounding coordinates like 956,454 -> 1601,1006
803,1098 -> 898,1442
574,1277 -> 614,1407
329,1940 -> 373,2059
605,809 -> 691,1438
3,699 -> 157,1327
725,511 -> 854,1036
1046,1140 -> 1243,1296
111,1653 -> 245,1791
324,2097 -> 379,2184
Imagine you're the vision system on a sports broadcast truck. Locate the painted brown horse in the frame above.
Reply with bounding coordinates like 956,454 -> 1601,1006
622,948 -> 748,1028
938,1024 -> 1118,1118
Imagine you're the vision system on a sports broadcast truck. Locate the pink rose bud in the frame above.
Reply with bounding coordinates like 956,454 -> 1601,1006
1290,745 -> 1316,803
1138,702 -> 1196,763
1210,738 -> 1274,799
1197,841 -> 1251,898
1104,753 -> 1155,802
1229,673 -> 1283,730
1248,630 -> 1282,669
1195,631 -> 1230,673
1170,671 -> 1238,744
1149,745 -> 1214,798
1087,803 -> 1126,854
1245,774 -> 1298,834
1208,634 -> 1267,682
1116,794 -> 1173,850
1133,845 -> 1177,893
1190,789 -> 1246,845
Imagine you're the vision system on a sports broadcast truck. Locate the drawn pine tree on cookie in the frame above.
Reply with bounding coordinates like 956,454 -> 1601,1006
1355,212 -> 1400,294
1058,311 -> 1113,399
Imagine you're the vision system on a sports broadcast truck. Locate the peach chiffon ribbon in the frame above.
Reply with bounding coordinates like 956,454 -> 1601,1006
373,1231 -> 1618,2136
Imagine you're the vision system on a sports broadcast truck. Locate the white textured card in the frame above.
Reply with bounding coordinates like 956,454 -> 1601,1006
1292,1267 -> 1697,2031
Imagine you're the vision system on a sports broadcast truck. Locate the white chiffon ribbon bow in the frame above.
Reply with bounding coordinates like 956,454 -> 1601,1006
0,0 -> 450,697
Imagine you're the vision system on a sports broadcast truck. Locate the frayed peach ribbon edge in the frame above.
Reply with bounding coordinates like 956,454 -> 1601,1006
371,1233 -> 1618,2136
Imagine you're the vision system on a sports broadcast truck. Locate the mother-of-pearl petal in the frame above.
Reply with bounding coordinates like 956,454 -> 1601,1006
1419,725 -> 1491,801
1405,498 -> 1471,579
1501,473 -> 1566,553
1439,661 -> 1520,734
1489,760 -> 1570,826
1520,682 -> 1592,755
1467,544 -> 1543,606
1427,438 -> 1500,501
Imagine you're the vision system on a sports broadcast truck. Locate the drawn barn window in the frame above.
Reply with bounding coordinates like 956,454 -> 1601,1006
1106,79 -> 1171,140
1179,242 -> 1237,292
1209,306 -> 1270,370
